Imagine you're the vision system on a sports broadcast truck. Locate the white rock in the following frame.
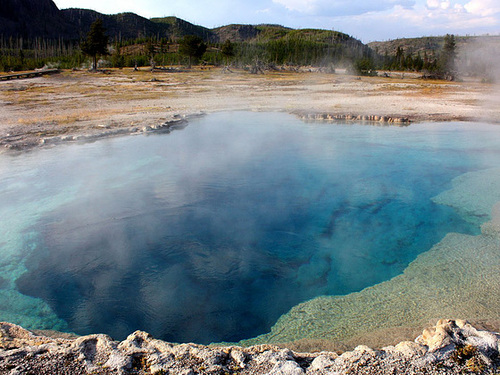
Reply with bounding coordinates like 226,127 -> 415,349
266,360 -> 305,375
103,352 -> 131,371
383,341 -> 427,357
308,354 -> 337,371
230,348 -> 247,368
256,348 -> 294,365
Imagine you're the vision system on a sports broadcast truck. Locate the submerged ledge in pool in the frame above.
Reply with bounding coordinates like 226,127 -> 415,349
238,167 -> 500,349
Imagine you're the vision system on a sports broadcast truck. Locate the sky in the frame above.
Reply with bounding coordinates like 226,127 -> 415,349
52,0 -> 500,42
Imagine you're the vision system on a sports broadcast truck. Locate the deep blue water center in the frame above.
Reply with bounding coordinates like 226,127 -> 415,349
7,112 -> 500,344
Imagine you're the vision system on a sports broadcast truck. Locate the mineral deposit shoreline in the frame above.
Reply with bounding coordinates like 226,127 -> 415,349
0,319 -> 499,374
1,68 -> 499,152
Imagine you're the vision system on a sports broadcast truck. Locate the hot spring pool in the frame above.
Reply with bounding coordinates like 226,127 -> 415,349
1,111 -> 499,344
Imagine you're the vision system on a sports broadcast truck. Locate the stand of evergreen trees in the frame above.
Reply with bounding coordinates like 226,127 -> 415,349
377,47 -> 437,72
0,29 -> 457,77
0,36 -> 84,71
105,36 -> 371,70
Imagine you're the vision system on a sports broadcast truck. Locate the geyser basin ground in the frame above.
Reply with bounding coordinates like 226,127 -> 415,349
0,112 -> 499,346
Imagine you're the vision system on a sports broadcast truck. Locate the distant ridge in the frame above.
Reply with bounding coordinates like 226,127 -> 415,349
1,0 -> 498,61
0,0 -> 76,38
62,9 -> 171,40
150,17 -> 215,41
0,0 -> 364,49
368,35 -> 500,59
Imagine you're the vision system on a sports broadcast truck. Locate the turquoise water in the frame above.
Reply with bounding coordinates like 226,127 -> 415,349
2,112 -> 500,344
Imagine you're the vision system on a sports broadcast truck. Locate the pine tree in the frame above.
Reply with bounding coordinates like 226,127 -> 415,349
178,35 -> 206,68
221,40 -> 235,66
414,52 -> 424,71
440,34 -> 457,79
111,44 -> 125,68
81,19 -> 109,71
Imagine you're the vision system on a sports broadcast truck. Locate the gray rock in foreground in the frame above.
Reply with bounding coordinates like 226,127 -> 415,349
0,319 -> 499,374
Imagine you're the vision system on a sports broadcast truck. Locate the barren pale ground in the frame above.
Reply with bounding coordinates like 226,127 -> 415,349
1,68 -> 499,150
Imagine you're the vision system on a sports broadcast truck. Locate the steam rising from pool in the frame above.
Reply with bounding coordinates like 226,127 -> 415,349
2,112 -> 500,344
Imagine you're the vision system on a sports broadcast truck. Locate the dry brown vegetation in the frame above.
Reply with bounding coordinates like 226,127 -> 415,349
1,67 -> 499,150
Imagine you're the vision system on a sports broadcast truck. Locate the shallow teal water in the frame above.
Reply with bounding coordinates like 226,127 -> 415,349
2,112 -> 500,343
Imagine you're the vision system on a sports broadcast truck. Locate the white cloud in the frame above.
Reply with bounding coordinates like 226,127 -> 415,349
426,0 -> 440,9
271,0 -> 415,16
440,1 -> 450,9
343,1 -> 499,41
273,0 -> 315,13
426,0 -> 454,10
464,0 -> 500,16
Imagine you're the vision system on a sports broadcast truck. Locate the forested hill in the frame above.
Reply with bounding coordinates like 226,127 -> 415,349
6,0 -> 498,76
60,11 -> 217,42
369,35 -> 500,60
0,0 -> 363,48
0,0 -> 77,38
0,0 -> 373,71
212,24 -> 364,48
